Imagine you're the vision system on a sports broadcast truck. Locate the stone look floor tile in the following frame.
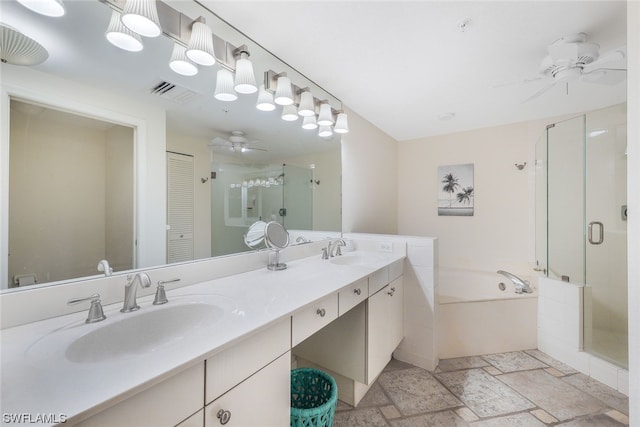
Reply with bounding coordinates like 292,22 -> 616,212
483,351 -> 548,373
606,409 -> 630,425
436,368 -> 535,418
378,367 -> 462,415
544,367 -> 565,377
437,356 -> 489,372
456,407 -> 480,422
357,382 -> 392,408
562,373 -> 629,415
380,405 -> 402,419
530,408 -> 558,423
498,369 -> 607,421
525,349 -> 578,374
556,413 -> 627,426
483,366 -> 502,376
336,400 -> 354,411
333,407 -> 389,427
470,412 -> 546,426
383,358 -> 415,372
389,410 -> 469,427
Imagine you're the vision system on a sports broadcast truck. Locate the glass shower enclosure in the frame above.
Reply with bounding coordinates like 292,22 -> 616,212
536,103 -> 628,369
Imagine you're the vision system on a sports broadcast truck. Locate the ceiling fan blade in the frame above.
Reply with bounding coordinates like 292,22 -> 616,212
245,146 -> 267,152
583,47 -> 626,73
491,75 -> 544,89
582,68 -> 627,85
521,81 -> 558,104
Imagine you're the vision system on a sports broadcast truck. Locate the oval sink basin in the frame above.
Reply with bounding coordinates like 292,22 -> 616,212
27,295 -> 234,364
66,302 -> 222,363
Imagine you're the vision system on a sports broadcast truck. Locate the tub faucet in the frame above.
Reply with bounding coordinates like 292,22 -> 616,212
497,270 -> 532,293
121,272 -> 151,313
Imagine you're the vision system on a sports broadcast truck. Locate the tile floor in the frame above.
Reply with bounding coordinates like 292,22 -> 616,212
334,350 -> 629,426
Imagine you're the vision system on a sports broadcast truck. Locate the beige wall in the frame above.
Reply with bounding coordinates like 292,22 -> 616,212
397,122 -> 534,273
341,107 -> 398,234
8,106 -> 133,283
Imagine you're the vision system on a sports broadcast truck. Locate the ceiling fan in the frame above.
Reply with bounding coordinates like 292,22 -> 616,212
208,131 -> 267,154
500,33 -> 627,103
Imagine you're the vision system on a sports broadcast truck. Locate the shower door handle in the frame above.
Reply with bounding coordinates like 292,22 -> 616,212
588,221 -> 604,245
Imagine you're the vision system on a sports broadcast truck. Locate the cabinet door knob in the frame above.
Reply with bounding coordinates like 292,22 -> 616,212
217,409 -> 231,425
353,288 -> 362,296
316,308 -> 326,317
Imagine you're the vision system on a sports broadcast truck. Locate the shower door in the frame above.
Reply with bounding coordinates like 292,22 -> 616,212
583,103 -> 628,368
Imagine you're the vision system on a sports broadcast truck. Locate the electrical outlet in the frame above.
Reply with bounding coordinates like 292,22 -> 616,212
378,241 -> 393,253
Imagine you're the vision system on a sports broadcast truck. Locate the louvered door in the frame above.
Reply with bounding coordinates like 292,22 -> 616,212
167,152 -> 194,263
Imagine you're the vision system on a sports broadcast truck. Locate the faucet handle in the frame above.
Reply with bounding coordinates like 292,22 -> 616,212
321,247 -> 329,260
68,294 -> 107,323
152,279 -> 177,305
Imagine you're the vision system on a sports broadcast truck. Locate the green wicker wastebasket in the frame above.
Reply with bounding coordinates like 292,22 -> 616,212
290,368 -> 338,427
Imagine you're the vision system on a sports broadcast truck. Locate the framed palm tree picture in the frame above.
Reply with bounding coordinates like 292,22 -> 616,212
438,163 -> 474,216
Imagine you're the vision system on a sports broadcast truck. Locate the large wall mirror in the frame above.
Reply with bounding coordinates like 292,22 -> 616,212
1,0 -> 342,291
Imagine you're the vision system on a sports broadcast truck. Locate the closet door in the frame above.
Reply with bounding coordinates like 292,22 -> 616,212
167,152 -> 194,263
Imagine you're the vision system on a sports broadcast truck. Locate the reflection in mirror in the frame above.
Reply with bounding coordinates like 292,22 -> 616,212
1,0 -> 342,292
243,221 -> 267,249
8,99 -> 134,287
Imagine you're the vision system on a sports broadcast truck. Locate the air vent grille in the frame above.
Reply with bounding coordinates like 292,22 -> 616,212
150,81 -> 199,104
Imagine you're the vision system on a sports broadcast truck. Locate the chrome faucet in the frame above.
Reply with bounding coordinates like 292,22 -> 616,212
97,259 -> 112,276
497,270 -> 532,293
121,272 -> 151,312
328,239 -> 346,257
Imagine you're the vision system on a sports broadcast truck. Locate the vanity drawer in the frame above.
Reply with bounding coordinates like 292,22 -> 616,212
339,278 -> 368,316
292,293 -> 338,347
368,267 -> 389,295
205,317 -> 290,404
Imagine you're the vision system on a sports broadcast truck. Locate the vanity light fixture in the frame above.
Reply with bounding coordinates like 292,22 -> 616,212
214,68 -> 238,101
302,115 -> 318,130
16,0 -> 65,17
318,125 -> 333,138
0,24 -> 49,66
297,90 -> 315,117
334,112 -> 349,134
281,105 -> 299,121
233,50 -> 257,94
186,19 -> 215,66
274,75 -> 294,106
256,84 -> 276,111
121,0 -> 162,38
317,102 -> 334,126
105,11 -> 144,52
169,43 -> 198,76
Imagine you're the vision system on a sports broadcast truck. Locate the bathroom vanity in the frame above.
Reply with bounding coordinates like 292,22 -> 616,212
0,241 -> 409,426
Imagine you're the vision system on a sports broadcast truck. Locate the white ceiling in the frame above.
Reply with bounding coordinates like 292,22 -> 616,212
203,1 -> 628,141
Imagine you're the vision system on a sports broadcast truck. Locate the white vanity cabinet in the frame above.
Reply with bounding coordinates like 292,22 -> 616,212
367,277 -> 404,381
291,293 -> 339,347
204,351 -> 290,426
75,362 -> 204,427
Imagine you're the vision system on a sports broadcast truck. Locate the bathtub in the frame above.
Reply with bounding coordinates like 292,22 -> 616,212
437,268 -> 538,359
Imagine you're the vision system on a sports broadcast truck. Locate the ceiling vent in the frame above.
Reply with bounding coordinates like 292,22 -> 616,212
150,81 -> 199,104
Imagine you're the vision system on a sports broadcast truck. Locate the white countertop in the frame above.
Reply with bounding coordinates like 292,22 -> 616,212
0,251 -> 404,426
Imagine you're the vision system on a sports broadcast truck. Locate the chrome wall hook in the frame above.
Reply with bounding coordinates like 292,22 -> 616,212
515,162 -> 527,170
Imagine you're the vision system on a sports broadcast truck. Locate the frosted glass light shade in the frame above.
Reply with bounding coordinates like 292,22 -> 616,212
317,103 -> 334,126
105,11 -> 143,52
297,91 -> 315,116
274,76 -> 294,106
334,113 -> 349,134
16,0 -> 65,17
186,21 -> 215,66
302,115 -> 318,130
169,44 -> 198,76
281,105 -> 299,121
256,84 -> 276,111
234,55 -> 257,94
122,0 -> 162,38
318,125 -> 333,138
214,69 -> 237,101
